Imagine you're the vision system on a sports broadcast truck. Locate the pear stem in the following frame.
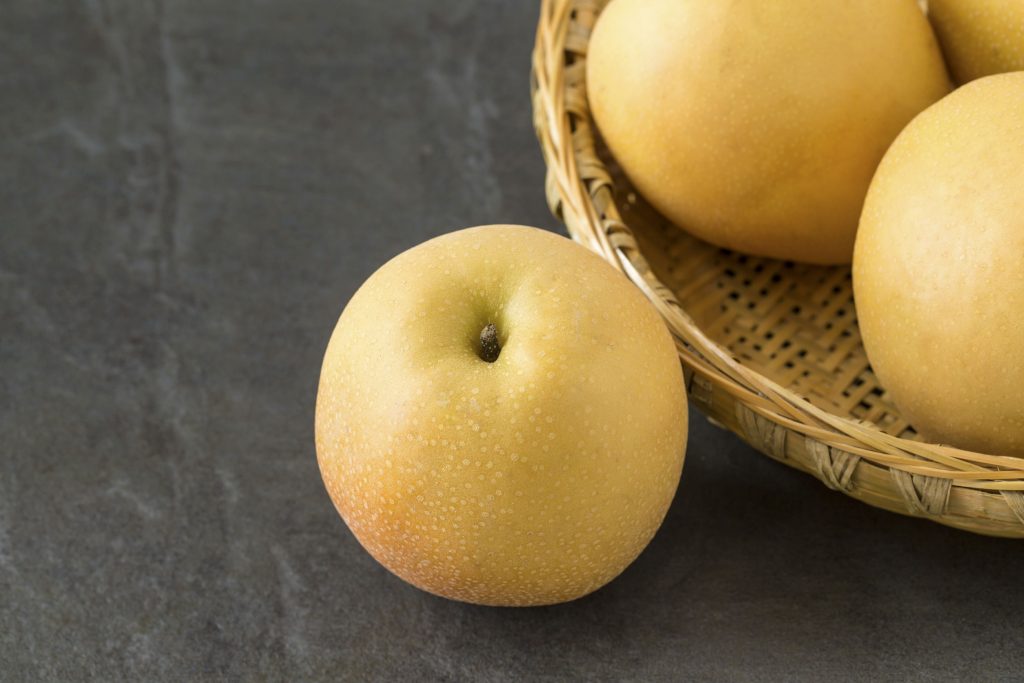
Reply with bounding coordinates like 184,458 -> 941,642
478,323 -> 501,363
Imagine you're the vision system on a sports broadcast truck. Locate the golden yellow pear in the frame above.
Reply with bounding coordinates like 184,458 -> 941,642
316,226 -> 688,605
854,73 -> 1024,456
928,0 -> 1024,84
587,0 -> 951,265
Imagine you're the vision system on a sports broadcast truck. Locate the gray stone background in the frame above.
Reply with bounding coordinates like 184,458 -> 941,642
2,1 -> 1022,680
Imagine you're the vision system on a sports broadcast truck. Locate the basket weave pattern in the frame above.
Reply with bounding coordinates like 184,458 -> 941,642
531,0 -> 1024,537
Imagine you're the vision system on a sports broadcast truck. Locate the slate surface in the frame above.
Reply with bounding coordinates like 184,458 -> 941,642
2,1 -> 1021,680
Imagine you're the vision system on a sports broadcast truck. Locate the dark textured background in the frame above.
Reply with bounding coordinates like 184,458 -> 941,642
2,1 -> 1022,680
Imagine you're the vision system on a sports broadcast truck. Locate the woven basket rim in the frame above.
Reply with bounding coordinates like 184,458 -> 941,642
530,0 -> 1024,536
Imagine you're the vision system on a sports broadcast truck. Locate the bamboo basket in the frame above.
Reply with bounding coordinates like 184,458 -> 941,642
531,0 -> 1024,537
